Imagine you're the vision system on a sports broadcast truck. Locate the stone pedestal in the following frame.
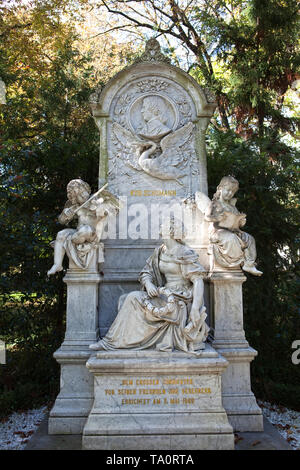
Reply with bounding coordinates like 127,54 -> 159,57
82,346 -> 234,450
210,271 -> 263,431
47,39 -> 263,445
48,256 -> 101,434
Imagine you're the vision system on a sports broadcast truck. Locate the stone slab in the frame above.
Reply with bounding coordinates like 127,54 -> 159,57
82,347 -> 234,450
82,433 -> 234,451
25,416 -> 292,450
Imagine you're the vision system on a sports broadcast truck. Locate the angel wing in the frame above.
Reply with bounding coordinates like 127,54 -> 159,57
112,122 -> 144,171
160,122 -> 194,153
93,189 -> 123,241
195,191 -> 211,214
99,189 -> 123,211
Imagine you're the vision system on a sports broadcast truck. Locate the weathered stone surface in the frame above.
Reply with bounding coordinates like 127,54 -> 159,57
210,271 -> 263,431
82,348 -> 234,450
49,39 -> 263,445
48,260 -> 101,435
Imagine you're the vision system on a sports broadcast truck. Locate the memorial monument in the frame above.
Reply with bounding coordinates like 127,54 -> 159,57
47,39 -> 263,450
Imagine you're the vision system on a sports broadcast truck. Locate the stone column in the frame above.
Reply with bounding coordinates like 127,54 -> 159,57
48,254 -> 101,434
210,271 -> 263,432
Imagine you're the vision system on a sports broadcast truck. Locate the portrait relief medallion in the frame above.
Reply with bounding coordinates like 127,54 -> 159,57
129,94 -> 179,140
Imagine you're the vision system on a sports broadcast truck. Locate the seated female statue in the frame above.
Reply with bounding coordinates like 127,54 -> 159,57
90,218 -> 209,353
204,176 -> 262,276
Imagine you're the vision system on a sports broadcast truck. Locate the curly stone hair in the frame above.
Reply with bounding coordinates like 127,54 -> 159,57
66,179 -> 91,197
142,96 -> 168,124
213,175 -> 239,201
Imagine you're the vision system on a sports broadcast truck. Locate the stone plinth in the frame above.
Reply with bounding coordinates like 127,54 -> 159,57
82,346 -> 234,450
48,255 -> 101,434
210,271 -> 263,431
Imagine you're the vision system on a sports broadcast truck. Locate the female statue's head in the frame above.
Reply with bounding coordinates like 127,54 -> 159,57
141,96 -> 168,125
213,176 -> 239,202
67,179 -> 91,205
160,216 -> 186,243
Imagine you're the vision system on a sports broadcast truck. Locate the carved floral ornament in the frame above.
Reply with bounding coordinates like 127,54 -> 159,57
134,38 -> 171,64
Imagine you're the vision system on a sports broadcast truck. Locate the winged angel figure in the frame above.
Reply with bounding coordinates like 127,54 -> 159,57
112,121 -> 194,183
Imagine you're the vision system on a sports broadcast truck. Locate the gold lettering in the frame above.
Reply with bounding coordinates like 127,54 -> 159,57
183,397 -> 195,404
136,379 -> 159,386
139,388 -> 166,395
118,389 -> 136,395
121,398 -> 151,405
170,398 -> 180,404
121,379 -> 133,386
129,189 -> 176,197
163,378 -> 193,385
130,190 -> 142,196
182,388 -> 211,394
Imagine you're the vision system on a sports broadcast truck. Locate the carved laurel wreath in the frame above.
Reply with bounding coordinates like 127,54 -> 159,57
142,287 -> 177,317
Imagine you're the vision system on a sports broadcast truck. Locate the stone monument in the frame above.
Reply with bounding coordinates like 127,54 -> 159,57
48,39 -> 263,450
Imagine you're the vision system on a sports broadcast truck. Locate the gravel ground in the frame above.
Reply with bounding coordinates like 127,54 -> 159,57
0,406 -> 47,450
258,400 -> 300,450
0,401 -> 299,450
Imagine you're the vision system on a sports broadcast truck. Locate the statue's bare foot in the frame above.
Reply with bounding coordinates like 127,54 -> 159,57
242,265 -> 263,276
47,264 -> 63,276
89,341 -> 104,351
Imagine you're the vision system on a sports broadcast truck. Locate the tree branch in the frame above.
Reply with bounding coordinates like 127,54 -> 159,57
0,22 -> 32,38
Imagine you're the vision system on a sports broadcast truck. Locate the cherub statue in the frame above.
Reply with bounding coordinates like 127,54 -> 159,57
191,176 -> 262,276
112,120 -> 194,182
47,179 -> 120,275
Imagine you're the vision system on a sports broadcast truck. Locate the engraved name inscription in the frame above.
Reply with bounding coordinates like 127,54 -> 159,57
103,376 -> 212,407
130,189 -> 177,197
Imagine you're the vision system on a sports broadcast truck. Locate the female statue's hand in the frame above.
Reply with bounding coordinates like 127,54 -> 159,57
145,281 -> 158,298
189,307 -> 201,327
239,214 -> 247,227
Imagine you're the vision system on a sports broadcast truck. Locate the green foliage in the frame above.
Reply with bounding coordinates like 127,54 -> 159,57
0,9 -> 100,416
